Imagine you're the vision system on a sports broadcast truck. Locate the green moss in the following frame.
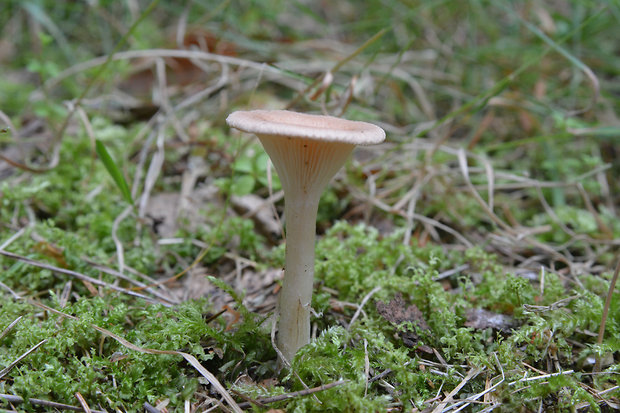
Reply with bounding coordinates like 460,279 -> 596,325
0,295 -> 275,411
1,1 -> 619,410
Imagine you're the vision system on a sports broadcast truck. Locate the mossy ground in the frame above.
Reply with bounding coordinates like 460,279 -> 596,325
1,1 -> 619,411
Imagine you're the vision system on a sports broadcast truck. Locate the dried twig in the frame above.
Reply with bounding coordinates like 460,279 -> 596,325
144,402 -> 162,413
0,249 -> 168,305
0,316 -> 23,341
351,185 -> 472,246
508,369 -> 575,386
0,339 -> 47,379
84,259 -> 178,304
0,393 -> 107,413
594,258 -> 620,373
522,294 -> 581,313
0,227 -> 26,250
137,122 -> 167,220
0,109 -> 16,131
74,392 -> 92,413
269,317 -> 319,403
111,205 -> 133,276
432,367 -> 483,413
44,49 -> 290,92
432,264 -> 469,281
448,354 -> 505,413
236,380 -> 347,409
0,281 -> 22,300
347,286 -> 381,330
457,149 -> 571,266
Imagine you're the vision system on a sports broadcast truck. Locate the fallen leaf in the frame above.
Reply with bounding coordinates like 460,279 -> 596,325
223,304 -> 241,331
376,292 -> 429,330
376,293 -> 430,349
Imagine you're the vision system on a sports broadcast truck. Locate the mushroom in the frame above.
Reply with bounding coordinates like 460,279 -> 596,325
226,109 -> 385,362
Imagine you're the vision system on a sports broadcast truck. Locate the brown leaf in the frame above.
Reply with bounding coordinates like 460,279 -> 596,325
376,293 -> 430,349
376,292 -> 429,331
34,241 -> 66,268
223,304 -> 241,331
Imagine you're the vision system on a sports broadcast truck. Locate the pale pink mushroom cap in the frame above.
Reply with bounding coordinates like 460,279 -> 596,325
226,110 -> 385,145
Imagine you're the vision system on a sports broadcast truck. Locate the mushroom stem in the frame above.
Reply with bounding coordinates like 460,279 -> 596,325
257,136 -> 355,362
277,196 -> 319,362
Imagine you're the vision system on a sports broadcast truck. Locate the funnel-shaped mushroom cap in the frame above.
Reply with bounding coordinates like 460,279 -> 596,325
226,110 -> 385,198
226,110 -> 385,144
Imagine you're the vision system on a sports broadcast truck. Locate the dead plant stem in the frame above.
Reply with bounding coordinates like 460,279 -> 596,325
594,258 -> 620,372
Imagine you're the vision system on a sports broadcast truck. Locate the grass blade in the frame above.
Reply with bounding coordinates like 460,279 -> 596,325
95,139 -> 133,205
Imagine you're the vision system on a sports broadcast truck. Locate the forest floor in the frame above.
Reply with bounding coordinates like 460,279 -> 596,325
0,1 -> 619,412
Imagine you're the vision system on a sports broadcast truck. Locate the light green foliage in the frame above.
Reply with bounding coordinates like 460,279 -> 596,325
216,145 -> 279,196
315,222 -> 407,299
1,298 -> 187,410
529,205 -> 616,244
313,222 -> 446,302
289,325 -> 421,411
0,296 -> 274,411
0,78 -> 35,116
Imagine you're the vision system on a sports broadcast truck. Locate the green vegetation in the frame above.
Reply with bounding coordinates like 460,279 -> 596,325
1,0 -> 618,411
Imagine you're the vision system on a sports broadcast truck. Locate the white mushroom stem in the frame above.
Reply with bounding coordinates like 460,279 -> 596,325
276,196 -> 318,361
258,135 -> 355,361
